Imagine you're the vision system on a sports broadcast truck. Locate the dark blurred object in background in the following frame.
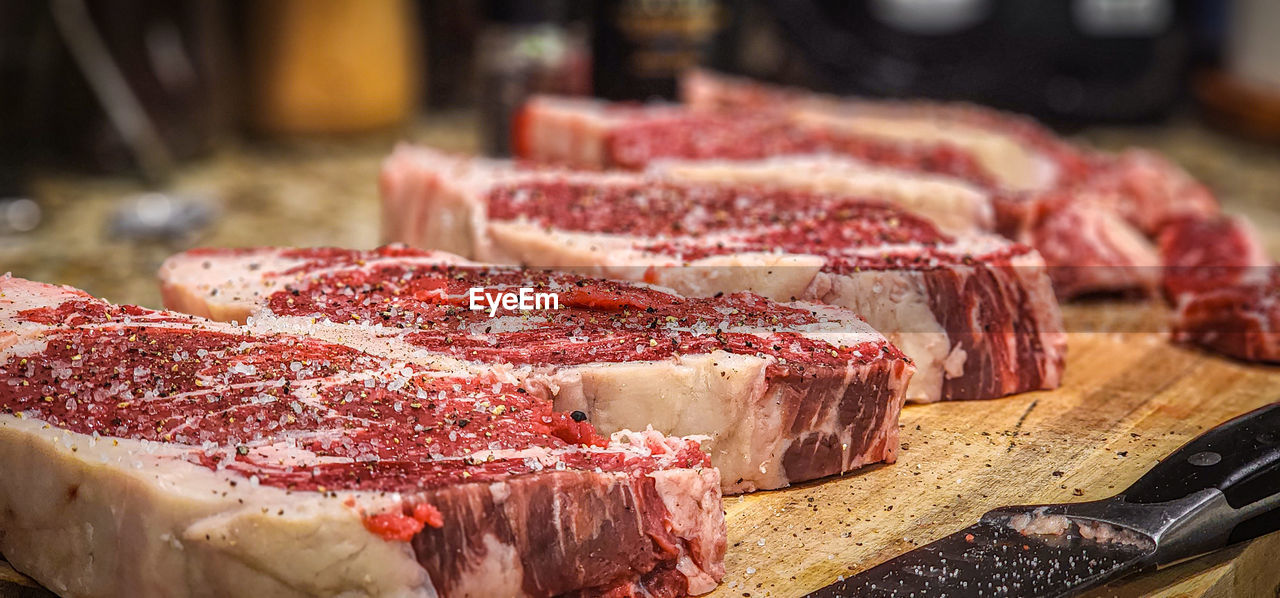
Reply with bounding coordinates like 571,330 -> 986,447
593,0 -> 734,100
0,0 -> 1266,179
420,0 -> 483,109
0,0 -> 229,180
477,0 -> 590,155
0,2 -> 43,197
245,0 -> 420,136
709,0 -> 1200,124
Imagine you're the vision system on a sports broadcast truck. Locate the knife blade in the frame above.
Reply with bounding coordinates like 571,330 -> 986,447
807,402 -> 1280,597
811,516 -> 1153,597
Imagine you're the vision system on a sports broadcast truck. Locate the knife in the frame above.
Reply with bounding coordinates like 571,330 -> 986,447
807,402 -> 1280,597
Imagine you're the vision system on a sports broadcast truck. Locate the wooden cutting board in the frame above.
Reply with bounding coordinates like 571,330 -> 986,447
709,302 -> 1280,598
2,303 -> 1278,597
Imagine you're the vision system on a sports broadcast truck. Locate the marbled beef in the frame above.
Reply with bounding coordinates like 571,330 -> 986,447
379,147 -> 1065,403
0,275 -> 726,597
510,71 -> 1218,298
159,246 -> 913,493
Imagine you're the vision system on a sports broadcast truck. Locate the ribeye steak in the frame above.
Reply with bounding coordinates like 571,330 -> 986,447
1159,216 -> 1279,363
645,154 -> 994,234
380,147 -> 1065,403
678,70 -> 1216,236
512,71 -> 1218,298
159,246 -> 913,493
0,275 -> 726,597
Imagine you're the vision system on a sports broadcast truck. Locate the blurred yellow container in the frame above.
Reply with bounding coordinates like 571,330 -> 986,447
247,0 -> 420,135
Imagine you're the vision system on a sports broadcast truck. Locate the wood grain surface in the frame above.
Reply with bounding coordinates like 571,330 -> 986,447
705,302 -> 1280,597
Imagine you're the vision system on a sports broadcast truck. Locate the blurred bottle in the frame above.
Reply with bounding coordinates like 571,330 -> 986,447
592,0 -> 728,100
477,0 -> 590,155
246,0 -> 420,135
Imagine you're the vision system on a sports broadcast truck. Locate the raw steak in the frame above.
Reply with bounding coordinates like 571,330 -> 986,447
679,69 -> 1217,235
512,95 -> 999,182
0,275 -> 725,597
1159,215 -> 1271,299
514,73 -> 1218,297
681,69 -> 1079,192
159,246 -> 913,493
379,147 -> 1065,404
682,70 -> 1219,296
1158,216 -> 1279,362
647,155 -> 1158,297
1025,195 -> 1162,298
646,154 -> 995,234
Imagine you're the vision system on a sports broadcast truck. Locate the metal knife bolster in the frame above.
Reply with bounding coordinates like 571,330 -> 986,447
982,487 -> 1262,570
989,401 -> 1280,569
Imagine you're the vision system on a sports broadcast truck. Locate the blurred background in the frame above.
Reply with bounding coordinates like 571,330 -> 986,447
3,0 -> 1280,308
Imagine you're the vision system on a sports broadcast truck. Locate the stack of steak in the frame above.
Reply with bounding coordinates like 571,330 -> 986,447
0,275 -> 725,596
4,68 -> 1268,598
514,70 -> 1219,300
158,245 -> 913,493
1,235 -> 922,596
505,69 -> 1273,364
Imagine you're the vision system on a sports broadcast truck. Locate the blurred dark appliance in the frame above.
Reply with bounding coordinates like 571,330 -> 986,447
1,0 -> 229,181
756,0 -> 1196,123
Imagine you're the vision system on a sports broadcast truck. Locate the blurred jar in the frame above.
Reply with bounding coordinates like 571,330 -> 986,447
246,0 -> 421,135
477,0 -> 590,156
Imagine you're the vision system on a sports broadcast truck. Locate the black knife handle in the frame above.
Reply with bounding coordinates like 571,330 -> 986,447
1122,402 -> 1280,544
